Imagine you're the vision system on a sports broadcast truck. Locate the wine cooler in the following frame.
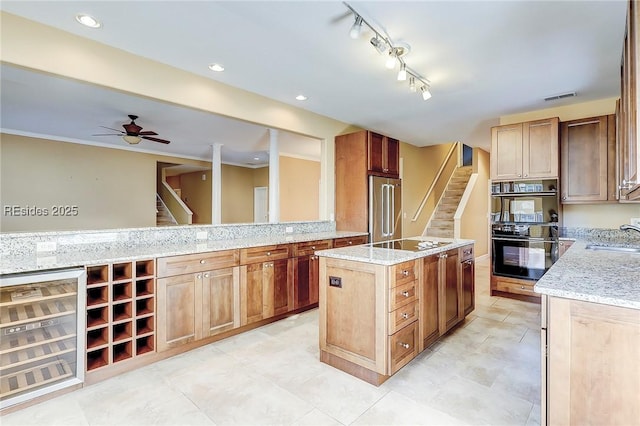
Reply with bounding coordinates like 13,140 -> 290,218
0,268 -> 85,409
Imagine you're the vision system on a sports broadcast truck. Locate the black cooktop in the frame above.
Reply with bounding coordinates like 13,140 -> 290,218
370,239 -> 450,252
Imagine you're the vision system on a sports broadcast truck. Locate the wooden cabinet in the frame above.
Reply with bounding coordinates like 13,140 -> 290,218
491,118 -> 559,180
368,132 -> 400,177
558,239 -> 574,258
439,248 -> 462,334
619,0 -> 640,201
239,245 -> 293,325
420,254 -> 440,349
319,257 -> 418,385
543,296 -> 640,425
460,245 -> 475,317
335,130 -> 400,232
333,235 -> 369,248
560,115 -> 617,203
156,250 -> 239,352
292,239 -> 332,310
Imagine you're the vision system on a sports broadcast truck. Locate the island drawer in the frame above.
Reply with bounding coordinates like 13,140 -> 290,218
333,235 -> 368,248
493,278 -> 537,297
389,321 -> 418,374
293,239 -> 332,257
389,280 -> 417,311
157,250 -> 239,277
240,244 -> 291,265
388,300 -> 418,334
391,261 -> 417,287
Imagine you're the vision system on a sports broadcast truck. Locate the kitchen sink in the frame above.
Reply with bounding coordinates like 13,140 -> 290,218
585,244 -> 640,253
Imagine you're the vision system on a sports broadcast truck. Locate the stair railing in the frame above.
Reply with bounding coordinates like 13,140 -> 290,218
453,173 -> 478,238
411,142 -> 459,222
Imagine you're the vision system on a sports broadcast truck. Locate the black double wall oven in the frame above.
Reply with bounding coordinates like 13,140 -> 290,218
490,179 -> 560,281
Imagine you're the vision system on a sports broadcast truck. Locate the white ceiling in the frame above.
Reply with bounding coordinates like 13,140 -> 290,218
0,1 -> 628,162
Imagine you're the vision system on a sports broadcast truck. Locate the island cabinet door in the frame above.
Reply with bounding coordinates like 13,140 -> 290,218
156,274 -> 199,352
440,249 -> 462,334
293,255 -> 319,309
202,267 -> 239,337
240,259 -> 292,325
420,254 -> 440,350
319,258 -> 387,375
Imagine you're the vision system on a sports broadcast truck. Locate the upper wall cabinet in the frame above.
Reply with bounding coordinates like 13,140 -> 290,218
619,0 -> 640,201
560,115 -> 617,203
368,132 -> 400,178
491,117 -> 559,181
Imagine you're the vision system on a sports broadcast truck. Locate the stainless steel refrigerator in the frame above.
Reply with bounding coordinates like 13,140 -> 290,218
369,176 -> 402,243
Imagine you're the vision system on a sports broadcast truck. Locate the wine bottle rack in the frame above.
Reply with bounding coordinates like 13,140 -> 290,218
84,260 -> 156,372
0,269 -> 84,410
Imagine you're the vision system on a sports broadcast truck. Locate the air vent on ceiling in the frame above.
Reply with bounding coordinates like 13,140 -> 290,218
544,92 -> 577,102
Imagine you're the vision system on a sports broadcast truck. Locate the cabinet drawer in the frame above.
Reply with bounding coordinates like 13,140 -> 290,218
389,281 -> 417,311
157,250 -> 239,277
459,245 -> 474,262
494,279 -> 538,297
388,300 -> 418,335
293,239 -> 332,257
333,235 -> 368,248
391,261 -> 417,287
389,322 -> 418,374
240,244 -> 290,265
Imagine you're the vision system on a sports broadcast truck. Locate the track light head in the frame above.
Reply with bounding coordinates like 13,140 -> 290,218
349,15 -> 364,39
421,85 -> 432,101
370,36 -> 387,54
385,49 -> 398,69
397,63 -> 407,81
409,77 -> 416,92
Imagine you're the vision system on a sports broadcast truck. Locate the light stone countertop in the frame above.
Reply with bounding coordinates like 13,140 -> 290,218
0,231 -> 366,275
315,237 -> 474,266
534,239 -> 640,310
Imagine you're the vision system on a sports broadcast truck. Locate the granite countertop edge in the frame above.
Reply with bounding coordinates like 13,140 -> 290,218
0,231 -> 367,275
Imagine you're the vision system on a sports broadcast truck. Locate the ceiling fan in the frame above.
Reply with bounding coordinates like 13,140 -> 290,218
94,114 -> 170,144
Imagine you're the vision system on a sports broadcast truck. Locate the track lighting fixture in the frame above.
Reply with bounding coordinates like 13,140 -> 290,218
349,15 -> 363,39
421,85 -> 432,100
397,63 -> 407,81
344,2 -> 432,100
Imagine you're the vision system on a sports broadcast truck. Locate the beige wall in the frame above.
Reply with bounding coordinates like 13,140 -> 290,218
220,164 -> 256,224
402,142 -> 458,237
0,134 -> 206,232
460,148 -> 490,257
500,97 -> 640,229
179,171 -> 212,224
279,156 -> 320,222
1,12 -> 355,222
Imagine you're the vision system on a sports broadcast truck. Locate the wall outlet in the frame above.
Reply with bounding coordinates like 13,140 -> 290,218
196,231 -> 208,240
285,226 -> 294,233
631,218 -> 640,226
36,241 -> 57,252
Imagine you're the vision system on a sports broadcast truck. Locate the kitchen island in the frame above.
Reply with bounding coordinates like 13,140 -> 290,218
534,236 -> 640,425
315,237 -> 474,385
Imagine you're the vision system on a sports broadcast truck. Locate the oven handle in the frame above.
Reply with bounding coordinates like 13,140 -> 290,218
491,237 -> 557,243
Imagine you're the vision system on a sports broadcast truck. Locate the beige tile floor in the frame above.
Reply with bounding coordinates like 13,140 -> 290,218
2,257 -> 542,425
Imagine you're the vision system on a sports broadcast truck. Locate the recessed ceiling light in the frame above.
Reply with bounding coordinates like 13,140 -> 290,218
253,157 -> 260,161
75,13 -> 101,28
295,95 -> 308,101
208,63 -> 225,72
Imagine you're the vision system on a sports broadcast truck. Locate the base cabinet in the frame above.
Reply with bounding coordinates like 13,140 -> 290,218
293,239 -> 332,310
156,250 -> 240,352
460,245 -> 475,316
543,296 -> 640,425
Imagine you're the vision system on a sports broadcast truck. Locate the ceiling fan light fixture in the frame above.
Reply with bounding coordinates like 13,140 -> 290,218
123,135 -> 142,145
75,13 -> 101,28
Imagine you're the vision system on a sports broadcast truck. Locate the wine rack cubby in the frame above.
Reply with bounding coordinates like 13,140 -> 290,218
84,259 -> 156,372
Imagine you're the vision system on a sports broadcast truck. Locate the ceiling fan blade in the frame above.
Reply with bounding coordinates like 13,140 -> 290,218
138,131 -> 158,135
99,126 -> 125,133
92,133 -> 122,136
142,136 -> 170,144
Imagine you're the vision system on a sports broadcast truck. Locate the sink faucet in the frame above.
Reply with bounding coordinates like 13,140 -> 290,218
620,224 -> 640,234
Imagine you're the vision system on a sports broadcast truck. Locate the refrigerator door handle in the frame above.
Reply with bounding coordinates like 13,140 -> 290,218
387,185 -> 396,236
381,184 -> 387,237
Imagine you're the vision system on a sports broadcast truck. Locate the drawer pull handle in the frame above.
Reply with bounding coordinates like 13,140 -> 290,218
401,291 -> 410,297
311,246 -> 315,250
401,313 -> 409,319
399,342 -> 410,349
200,259 -> 206,264
402,270 -> 409,277
204,273 -> 209,278
348,241 -> 353,245
267,251 -> 271,256
521,286 -> 525,290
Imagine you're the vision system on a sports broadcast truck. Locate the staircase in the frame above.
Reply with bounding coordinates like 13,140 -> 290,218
423,166 -> 473,238
156,195 -> 177,226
